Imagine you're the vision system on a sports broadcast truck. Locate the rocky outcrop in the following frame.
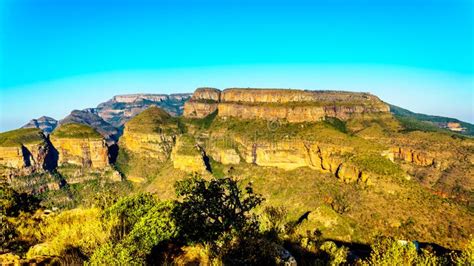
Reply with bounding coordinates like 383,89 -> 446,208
50,124 -> 109,168
0,128 -> 53,171
94,93 -> 192,127
22,116 -> 58,134
184,88 -> 390,122
387,147 -> 435,167
59,110 -> 120,144
119,106 -> 180,162
171,135 -> 209,173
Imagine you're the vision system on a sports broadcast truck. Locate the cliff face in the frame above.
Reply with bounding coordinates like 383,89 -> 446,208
184,88 -> 390,121
0,128 -> 51,171
50,123 -> 109,168
119,107 -> 179,162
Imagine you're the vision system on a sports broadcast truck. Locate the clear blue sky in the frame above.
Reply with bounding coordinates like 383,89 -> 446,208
0,0 -> 472,131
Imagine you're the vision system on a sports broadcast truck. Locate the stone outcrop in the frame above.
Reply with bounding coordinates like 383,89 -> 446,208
387,147 -> 435,167
171,135 -> 209,173
0,128 -> 52,171
94,93 -> 192,127
50,124 -> 109,168
22,116 -> 58,134
119,106 -> 179,162
184,88 -> 390,122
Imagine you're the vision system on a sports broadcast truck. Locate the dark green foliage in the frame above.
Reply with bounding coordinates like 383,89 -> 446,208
0,181 -> 39,216
173,176 -> 263,244
104,193 -> 158,241
324,117 -> 347,133
184,110 -> 218,130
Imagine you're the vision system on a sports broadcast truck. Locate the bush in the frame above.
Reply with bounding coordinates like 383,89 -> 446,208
362,236 -> 443,265
103,193 -> 158,241
173,176 -> 263,246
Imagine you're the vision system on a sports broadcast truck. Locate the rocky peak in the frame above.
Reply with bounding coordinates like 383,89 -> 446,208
22,116 -> 58,134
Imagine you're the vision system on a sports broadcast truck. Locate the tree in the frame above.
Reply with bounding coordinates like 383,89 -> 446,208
173,176 -> 263,245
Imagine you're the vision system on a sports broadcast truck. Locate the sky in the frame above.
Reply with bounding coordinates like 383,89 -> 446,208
0,0 -> 472,131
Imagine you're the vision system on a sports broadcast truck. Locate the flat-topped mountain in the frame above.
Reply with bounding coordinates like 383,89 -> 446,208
184,88 -> 390,122
22,116 -> 58,134
94,93 -> 191,127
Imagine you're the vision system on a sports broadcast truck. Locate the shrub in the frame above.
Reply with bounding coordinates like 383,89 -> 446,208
319,241 -> 349,266
173,176 -> 263,246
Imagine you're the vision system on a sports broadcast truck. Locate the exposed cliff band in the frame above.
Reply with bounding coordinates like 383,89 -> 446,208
184,88 -> 390,122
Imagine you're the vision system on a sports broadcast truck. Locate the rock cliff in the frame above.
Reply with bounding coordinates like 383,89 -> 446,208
0,128 -> 52,171
119,106 -> 180,162
184,88 -> 390,122
50,123 -> 109,168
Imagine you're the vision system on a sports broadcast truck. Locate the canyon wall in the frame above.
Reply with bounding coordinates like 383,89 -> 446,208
184,88 -> 390,121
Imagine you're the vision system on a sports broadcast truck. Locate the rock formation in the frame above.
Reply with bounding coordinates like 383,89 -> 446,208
22,116 -> 58,134
171,135 -> 210,173
94,93 -> 192,127
184,88 -> 390,122
0,128 -> 52,171
50,123 -> 109,168
119,106 -> 180,162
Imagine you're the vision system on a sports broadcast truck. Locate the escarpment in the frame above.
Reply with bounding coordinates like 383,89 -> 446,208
120,106 -> 180,162
50,123 -> 109,168
0,128 -> 53,171
184,88 -> 390,122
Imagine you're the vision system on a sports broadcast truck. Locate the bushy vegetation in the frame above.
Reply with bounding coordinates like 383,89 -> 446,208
2,175 -> 473,265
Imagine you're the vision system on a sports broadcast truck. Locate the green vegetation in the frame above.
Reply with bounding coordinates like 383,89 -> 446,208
1,177 -> 473,265
124,106 -> 179,134
0,128 -> 44,147
390,104 -> 474,136
50,123 -> 102,139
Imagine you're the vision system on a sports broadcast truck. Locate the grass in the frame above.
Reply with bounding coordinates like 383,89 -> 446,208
0,128 -> 44,147
50,123 -> 102,139
124,106 -> 179,134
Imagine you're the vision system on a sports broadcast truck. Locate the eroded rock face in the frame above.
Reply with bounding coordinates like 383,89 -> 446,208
119,106 -> 180,162
50,137 -> 109,168
171,136 -> 209,173
183,88 -> 390,121
388,147 -> 435,167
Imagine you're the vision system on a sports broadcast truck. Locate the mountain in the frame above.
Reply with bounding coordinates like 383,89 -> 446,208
390,104 -> 474,136
22,116 -> 58,134
59,109 -> 120,144
2,88 -> 473,263
93,93 -> 192,127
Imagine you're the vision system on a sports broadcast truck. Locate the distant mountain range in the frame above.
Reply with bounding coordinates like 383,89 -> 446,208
22,93 -> 192,142
21,92 -> 473,141
389,104 -> 473,136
